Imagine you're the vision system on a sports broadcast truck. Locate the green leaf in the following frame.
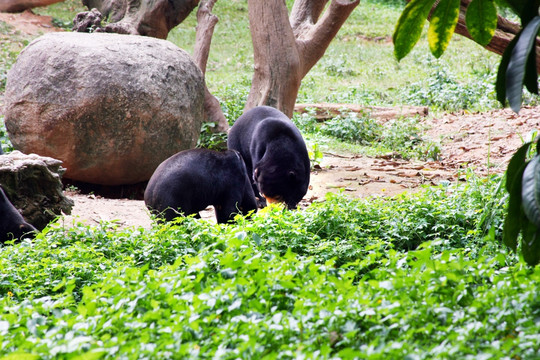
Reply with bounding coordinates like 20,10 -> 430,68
524,42 -> 539,94
517,0 -> 540,27
71,351 -> 108,360
465,0 -> 498,46
521,155 -> 540,227
496,35 -> 519,106
503,159 -> 529,251
506,141 -> 533,192
428,0 -> 460,58
393,0 -> 438,61
0,354 -> 40,360
521,220 -> 540,266
506,16 -> 540,113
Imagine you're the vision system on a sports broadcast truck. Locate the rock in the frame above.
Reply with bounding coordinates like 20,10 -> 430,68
4,32 -> 205,186
0,151 -> 74,230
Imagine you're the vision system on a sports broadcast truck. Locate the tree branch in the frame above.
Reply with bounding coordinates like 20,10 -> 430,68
193,0 -> 228,132
193,0 -> 218,74
289,0 -> 328,34
296,0 -> 359,77
426,0 -> 540,72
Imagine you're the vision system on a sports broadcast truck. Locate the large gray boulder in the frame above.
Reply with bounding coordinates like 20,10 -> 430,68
0,151 -> 74,230
4,32 -> 205,186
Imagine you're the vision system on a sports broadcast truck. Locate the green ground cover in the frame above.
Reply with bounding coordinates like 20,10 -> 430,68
1,0 -> 539,358
2,174 -> 535,359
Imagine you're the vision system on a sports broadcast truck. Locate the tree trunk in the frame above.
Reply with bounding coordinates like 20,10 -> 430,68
246,0 -> 360,118
193,0 -> 228,132
77,0 -> 199,38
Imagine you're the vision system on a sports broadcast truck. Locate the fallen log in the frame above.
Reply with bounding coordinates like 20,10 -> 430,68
294,103 -> 429,121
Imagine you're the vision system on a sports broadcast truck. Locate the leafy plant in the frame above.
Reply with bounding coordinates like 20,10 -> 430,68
214,82 -> 250,125
293,111 -> 440,161
321,111 -> 382,144
196,122 -> 227,150
404,59 -> 498,111
0,173 -> 526,358
0,116 -> 13,153
393,0 -> 540,263
308,142 -> 324,168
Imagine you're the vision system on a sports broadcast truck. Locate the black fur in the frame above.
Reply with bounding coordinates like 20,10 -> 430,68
0,186 -> 37,244
144,148 -> 257,223
228,106 -> 310,209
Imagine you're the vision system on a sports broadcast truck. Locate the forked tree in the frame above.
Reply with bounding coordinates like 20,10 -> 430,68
245,0 -> 359,117
74,0 -> 360,123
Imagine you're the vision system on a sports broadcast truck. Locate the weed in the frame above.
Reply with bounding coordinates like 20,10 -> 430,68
293,111 -> 440,161
321,111 -> 381,144
214,81 -> 250,125
0,171 -> 525,359
0,117 -> 13,153
196,122 -> 228,150
403,59 -> 498,111
308,142 -> 324,168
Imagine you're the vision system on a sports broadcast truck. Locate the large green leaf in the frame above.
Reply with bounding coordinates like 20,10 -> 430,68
428,0 -> 460,58
524,42 -> 539,94
521,155 -> 540,227
465,0 -> 498,46
495,35 -> 518,106
393,0 -> 438,61
520,221 -> 540,266
503,160 -> 528,251
503,141 -> 533,251
518,0 -> 540,26
506,16 -> 540,113
505,141 -> 532,193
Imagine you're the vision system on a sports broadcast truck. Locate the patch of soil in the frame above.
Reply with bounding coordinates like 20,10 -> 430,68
59,106 -> 540,229
0,10 -> 61,36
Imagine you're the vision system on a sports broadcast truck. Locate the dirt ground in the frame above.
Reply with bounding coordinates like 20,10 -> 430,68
58,105 -> 540,229
2,11 -> 540,229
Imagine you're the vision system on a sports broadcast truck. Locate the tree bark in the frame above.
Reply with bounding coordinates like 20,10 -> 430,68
193,0 -> 228,132
246,0 -> 360,118
78,0 -> 199,38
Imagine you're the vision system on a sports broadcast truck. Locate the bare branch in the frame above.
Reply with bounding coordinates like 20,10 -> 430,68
193,0 -> 218,74
426,0 -> 540,72
192,0 -> 228,132
289,0 -> 328,34
297,0 -> 359,77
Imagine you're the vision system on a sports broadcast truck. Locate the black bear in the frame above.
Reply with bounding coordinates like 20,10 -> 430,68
227,106 -> 310,209
144,148 -> 257,224
0,186 -> 37,244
